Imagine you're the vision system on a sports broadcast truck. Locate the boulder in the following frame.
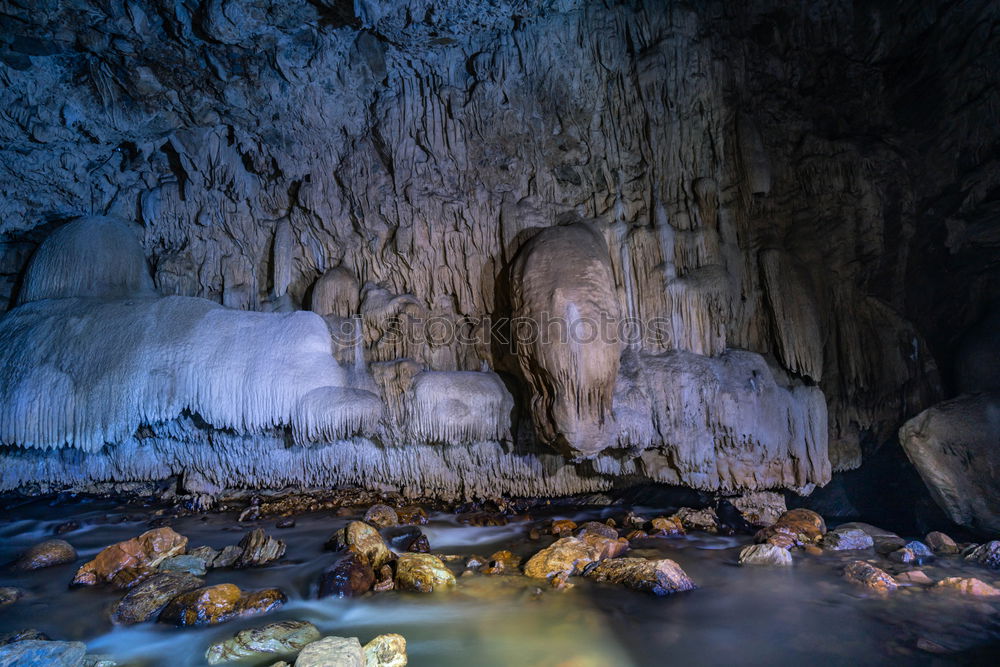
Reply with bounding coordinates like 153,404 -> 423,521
820,528 -> 874,551
157,555 -> 207,576
899,392 -> 1000,533
294,637 -> 364,667
585,557 -> 696,595
14,540 -> 77,571
523,534 -> 629,579
205,620 -> 322,665
843,561 -> 897,595
110,571 -> 204,625
72,527 -> 187,587
0,640 -> 86,667
965,541 -> 1000,568
318,551 -> 375,598
934,577 -> 1000,598
363,504 -> 399,528
394,554 -> 455,593
837,522 -> 906,554
896,570 -> 933,585
212,545 -> 243,569
755,509 -> 825,548
925,531 -> 959,555
738,543 -> 793,567
234,529 -> 286,568
671,507 -> 718,533
337,522 -> 393,570
575,521 -> 618,539
363,633 -> 407,667
728,491 -> 787,527
158,583 -> 286,626
396,506 -> 428,526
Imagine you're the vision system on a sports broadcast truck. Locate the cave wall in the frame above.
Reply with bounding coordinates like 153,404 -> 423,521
0,0 -> 997,499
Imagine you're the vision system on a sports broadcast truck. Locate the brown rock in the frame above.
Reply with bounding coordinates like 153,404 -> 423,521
550,519 -> 577,535
110,571 -> 205,625
373,564 -> 395,592
649,517 -> 684,536
626,530 -> 649,540
458,512 -> 507,527
755,509 -> 826,547
480,550 -> 521,575
843,560 -> 897,595
364,504 -> 399,528
363,633 -> 407,667
319,550 -> 375,598
234,528 -> 286,568
925,531 -> 959,555
671,507 -> 719,533
344,521 -> 393,570
523,534 -> 629,579
585,557 -> 696,595
158,583 -> 286,626
575,521 -> 617,539
72,527 -> 187,587
396,506 -> 428,525
14,539 -> 77,571
934,577 -> 1000,597
895,570 -> 933,585
395,553 -> 456,592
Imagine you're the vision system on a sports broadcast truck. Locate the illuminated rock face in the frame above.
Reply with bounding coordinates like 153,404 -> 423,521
0,1 -> 996,501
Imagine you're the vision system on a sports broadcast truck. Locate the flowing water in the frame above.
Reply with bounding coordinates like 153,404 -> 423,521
1,497 -> 999,666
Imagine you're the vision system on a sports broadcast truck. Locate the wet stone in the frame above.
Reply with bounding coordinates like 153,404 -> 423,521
671,507 -> 719,533
458,512 -> 507,527
0,630 -> 49,646
363,633 -> 407,667
934,577 -> 1000,597
14,539 -> 77,571
396,506 -> 428,525
649,517 -> 684,536
550,519 -> 577,535
275,518 -> 296,529
158,583 -> 286,627
363,504 -> 399,528
0,588 -> 23,609
843,561 -> 897,595
110,571 -> 204,625
585,557 -> 696,595
234,528 -> 286,568
925,531 -> 959,555
524,534 -> 630,579
205,620 -> 321,665
54,521 -> 79,535
575,521 -> 618,539
964,541 -> 1000,568
739,543 -> 792,567
0,640 -> 86,667
342,521 -> 393,570
295,636 -> 364,667
896,570 -> 933,585
395,553 -> 456,593
212,545 -> 243,569
318,551 -> 375,598
158,554 -> 207,576
481,550 -> 521,575
755,509 -> 826,547
72,527 -> 188,587
821,528 -> 874,551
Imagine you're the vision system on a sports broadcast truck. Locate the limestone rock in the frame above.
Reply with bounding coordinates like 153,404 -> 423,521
649,517 -> 684,536
158,584 -> 286,627
755,509 -> 826,548
585,558 -> 696,595
964,541 -> 1000,569
0,640 -> 86,667
294,637 -> 363,667
524,534 -> 629,579
394,554 -> 455,593
843,561 -> 897,595
72,527 -> 187,587
205,621 -> 322,665
318,551 -> 375,598
575,521 -> 618,540
13,540 -> 77,571
899,392 -> 1000,533
340,522 -> 393,570
234,529 -> 287,568
550,520 -> 577,535
738,544 -> 792,567
728,492 -> 787,527
925,531 -> 959,555
363,634 -> 407,667
672,507 -> 719,533
363,504 -> 399,529
821,528 -> 874,551
110,571 -> 204,625
934,577 -> 1000,598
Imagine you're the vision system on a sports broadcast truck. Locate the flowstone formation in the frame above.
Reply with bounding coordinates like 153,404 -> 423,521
0,1 -> 997,511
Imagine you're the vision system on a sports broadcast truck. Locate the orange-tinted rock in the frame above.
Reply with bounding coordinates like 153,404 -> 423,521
363,504 -> 399,528
158,583 -> 286,627
575,521 -> 618,539
843,560 -> 897,595
72,527 -> 187,587
481,550 -> 521,575
755,509 -> 826,548
896,570 -> 932,585
524,534 -> 629,579
934,577 -> 1000,597
670,507 -> 718,533
586,557 -> 696,595
550,519 -> 577,535
650,517 -> 684,536
318,551 -> 374,598
110,572 -> 204,625
396,506 -> 428,525
626,530 -> 649,540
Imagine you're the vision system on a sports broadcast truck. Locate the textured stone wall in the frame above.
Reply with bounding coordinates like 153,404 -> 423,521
1,0 -> 997,499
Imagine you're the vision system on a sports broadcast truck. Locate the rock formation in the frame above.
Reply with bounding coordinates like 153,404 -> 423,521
0,0 -> 997,506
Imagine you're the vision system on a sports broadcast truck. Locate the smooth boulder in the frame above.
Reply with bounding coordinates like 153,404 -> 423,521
523,534 -> 629,579
585,558 -> 696,595
739,543 -> 792,567
843,561 -> 897,595
158,583 -> 285,627
0,640 -> 86,667
394,554 -> 455,593
110,571 -> 204,625
820,528 -> 873,551
72,527 -> 187,587
205,620 -> 321,665
294,636 -> 364,667
13,540 -> 77,571
965,541 -> 1000,569
318,551 -> 375,598
363,633 -> 407,667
